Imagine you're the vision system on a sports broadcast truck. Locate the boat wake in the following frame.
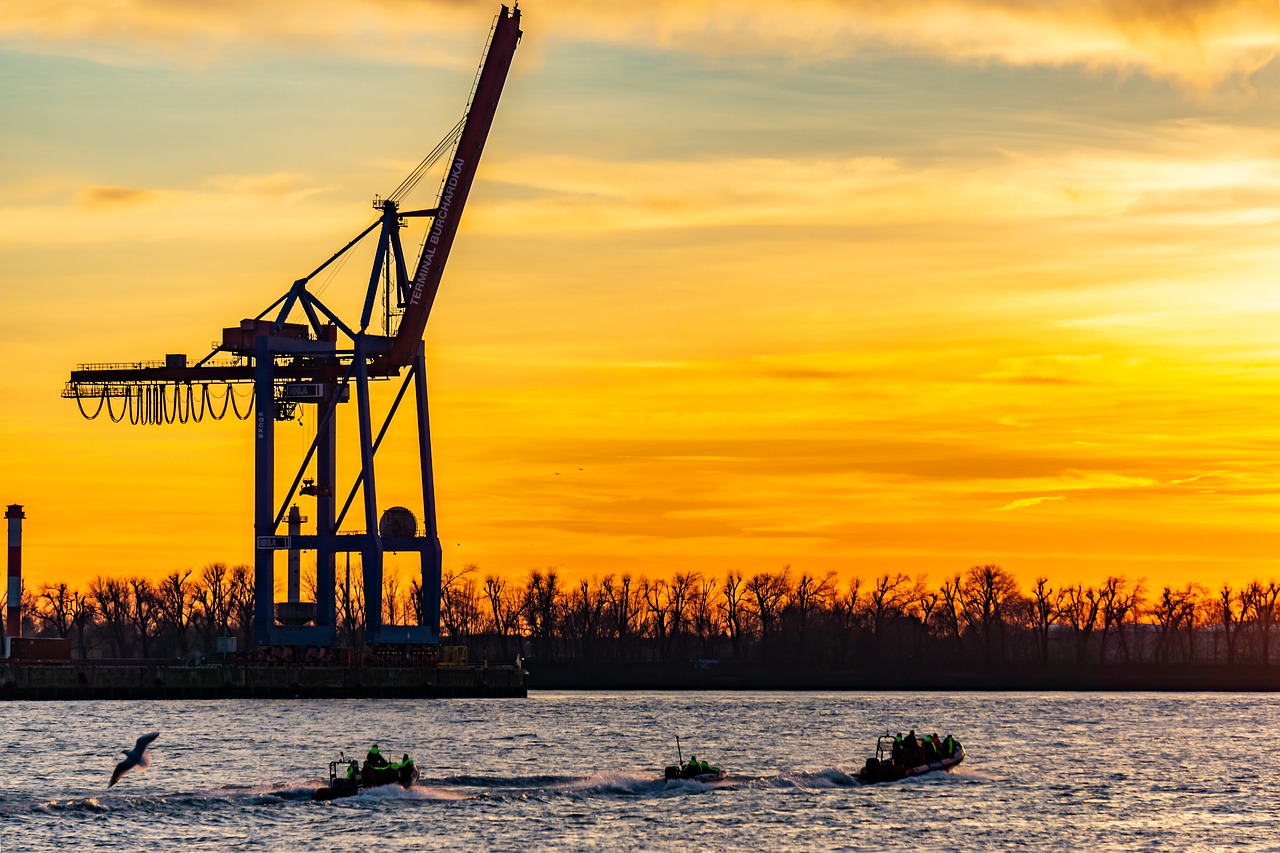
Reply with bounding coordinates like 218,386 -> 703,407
22,761 -> 976,820
762,767 -> 863,788
32,781 -> 318,816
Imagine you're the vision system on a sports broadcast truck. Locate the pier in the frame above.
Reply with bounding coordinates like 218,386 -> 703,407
0,661 -> 525,700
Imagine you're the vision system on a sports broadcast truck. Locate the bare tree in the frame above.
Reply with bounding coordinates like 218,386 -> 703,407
440,564 -> 484,642
790,571 -> 837,659
1241,581 -> 1280,665
228,564 -> 256,651
666,572 -> 697,657
563,577 -> 608,662
382,567 -> 404,628
1061,585 -> 1100,664
69,591 -> 95,660
155,570 -> 195,658
641,578 -> 672,661
936,574 -> 964,656
89,575 -> 132,657
1029,578 -> 1061,664
958,565 -> 1021,663
336,556 -> 364,648
523,569 -> 563,661
127,577 -> 160,659
719,572 -> 749,663
689,575 -> 720,658
1150,585 -> 1191,663
483,574 -> 525,659
867,573 -> 916,638
194,562 -> 234,653
746,566 -> 792,661
35,583 -> 76,638
1097,577 -> 1144,663
1215,584 -> 1242,666
603,574 -> 643,663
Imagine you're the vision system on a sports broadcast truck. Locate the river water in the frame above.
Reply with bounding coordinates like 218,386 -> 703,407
2,690 -> 1275,851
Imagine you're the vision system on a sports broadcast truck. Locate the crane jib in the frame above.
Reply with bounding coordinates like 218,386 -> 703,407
380,3 -> 521,372
409,156 -> 465,307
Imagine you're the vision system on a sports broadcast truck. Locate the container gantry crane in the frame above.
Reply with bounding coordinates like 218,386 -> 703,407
62,5 -> 522,650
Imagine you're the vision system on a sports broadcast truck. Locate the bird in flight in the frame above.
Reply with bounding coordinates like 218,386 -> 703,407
109,732 -> 159,787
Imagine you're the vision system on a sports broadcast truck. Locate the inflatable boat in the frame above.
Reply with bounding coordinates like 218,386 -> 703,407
858,733 -> 964,784
664,763 -> 727,783
313,754 -> 420,801
663,749 -> 726,783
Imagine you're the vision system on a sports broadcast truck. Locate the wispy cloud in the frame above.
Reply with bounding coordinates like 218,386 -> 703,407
77,186 -> 155,209
471,137 -> 1280,236
3,0 -> 1276,86
1,173 -> 344,245
995,495 -> 1065,511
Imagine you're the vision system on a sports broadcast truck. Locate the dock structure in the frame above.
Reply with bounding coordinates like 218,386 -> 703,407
0,661 -> 526,700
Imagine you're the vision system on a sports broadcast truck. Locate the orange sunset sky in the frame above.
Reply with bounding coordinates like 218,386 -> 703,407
4,1 -> 1280,595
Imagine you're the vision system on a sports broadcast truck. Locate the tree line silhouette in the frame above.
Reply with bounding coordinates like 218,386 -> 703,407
8,562 -> 1280,671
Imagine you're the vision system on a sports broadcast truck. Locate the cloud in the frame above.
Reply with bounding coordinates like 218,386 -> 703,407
995,495 -> 1065,511
205,172 -> 317,198
469,135 -> 1280,236
29,140 -> 1280,249
550,0 -> 1280,85
77,186 -> 155,209
1,173 -> 345,245
2,0 -> 1276,86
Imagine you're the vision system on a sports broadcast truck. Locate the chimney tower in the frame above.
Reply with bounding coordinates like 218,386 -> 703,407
6,504 -> 24,638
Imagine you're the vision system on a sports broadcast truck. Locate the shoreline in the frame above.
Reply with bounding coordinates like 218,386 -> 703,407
525,661 -> 1280,693
0,661 -> 526,700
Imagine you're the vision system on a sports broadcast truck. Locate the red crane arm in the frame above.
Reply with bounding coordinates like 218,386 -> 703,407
379,4 -> 522,372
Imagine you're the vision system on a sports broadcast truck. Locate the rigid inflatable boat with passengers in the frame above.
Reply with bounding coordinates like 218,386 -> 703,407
663,738 -> 726,783
313,752 -> 420,801
858,732 -> 964,784
664,760 -> 727,783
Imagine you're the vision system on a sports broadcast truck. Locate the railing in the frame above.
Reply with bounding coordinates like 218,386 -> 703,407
72,357 -> 248,372
72,360 -> 166,371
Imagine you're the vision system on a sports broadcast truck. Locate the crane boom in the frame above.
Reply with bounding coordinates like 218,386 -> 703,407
379,4 -> 522,371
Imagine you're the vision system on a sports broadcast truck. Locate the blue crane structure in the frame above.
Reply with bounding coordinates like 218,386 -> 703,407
62,5 -> 522,649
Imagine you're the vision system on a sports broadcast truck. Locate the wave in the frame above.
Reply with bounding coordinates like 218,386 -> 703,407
438,773 -> 573,789
33,781 -> 322,815
761,767 -> 862,789
352,784 -> 474,802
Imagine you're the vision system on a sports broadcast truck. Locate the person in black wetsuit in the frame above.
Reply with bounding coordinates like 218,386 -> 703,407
395,754 -> 416,785
367,744 -> 387,767
904,730 -> 920,765
892,733 -> 906,766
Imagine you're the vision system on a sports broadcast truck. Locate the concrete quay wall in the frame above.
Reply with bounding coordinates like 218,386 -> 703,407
0,662 -> 526,700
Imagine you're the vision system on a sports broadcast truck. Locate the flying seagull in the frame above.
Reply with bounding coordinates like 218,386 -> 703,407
109,732 -> 159,787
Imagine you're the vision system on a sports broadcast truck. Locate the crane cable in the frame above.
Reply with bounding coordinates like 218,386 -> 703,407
388,117 -> 465,204
73,383 -> 254,425
72,385 -> 106,420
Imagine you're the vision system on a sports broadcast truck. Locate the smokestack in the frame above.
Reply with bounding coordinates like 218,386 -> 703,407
287,504 -> 307,604
6,504 -> 24,638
